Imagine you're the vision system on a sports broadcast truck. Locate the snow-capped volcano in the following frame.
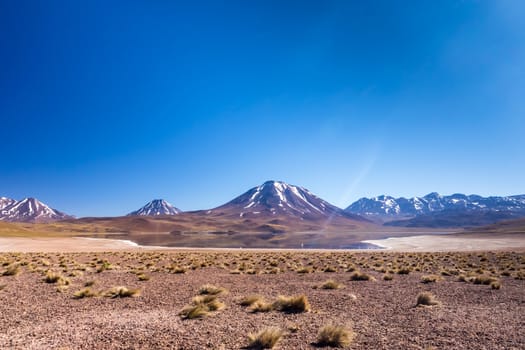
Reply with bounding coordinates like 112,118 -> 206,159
0,197 -> 73,222
211,180 -> 363,221
127,199 -> 181,216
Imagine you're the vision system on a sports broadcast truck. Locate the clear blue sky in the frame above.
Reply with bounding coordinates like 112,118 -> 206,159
1,1 -> 524,217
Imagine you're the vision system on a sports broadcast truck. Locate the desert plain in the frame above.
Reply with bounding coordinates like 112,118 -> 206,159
1,234 -> 524,349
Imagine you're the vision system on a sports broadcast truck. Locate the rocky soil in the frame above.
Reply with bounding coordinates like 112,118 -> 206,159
0,250 -> 524,349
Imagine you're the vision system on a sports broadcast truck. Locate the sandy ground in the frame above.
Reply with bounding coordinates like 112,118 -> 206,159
0,237 -> 142,252
364,234 -> 525,252
1,234 -> 525,252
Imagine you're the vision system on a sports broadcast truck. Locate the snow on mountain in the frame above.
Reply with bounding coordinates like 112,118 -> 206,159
345,193 -> 525,218
0,197 -> 16,211
0,197 -> 73,222
127,199 -> 181,216
211,180 -> 364,221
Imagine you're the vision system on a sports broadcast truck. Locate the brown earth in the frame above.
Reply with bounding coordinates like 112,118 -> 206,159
0,250 -> 524,349
57,211 -> 375,235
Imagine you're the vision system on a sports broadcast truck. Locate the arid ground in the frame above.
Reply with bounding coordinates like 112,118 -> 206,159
1,250 -> 524,349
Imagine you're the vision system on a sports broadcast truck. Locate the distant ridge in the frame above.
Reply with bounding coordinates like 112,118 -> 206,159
346,193 -> 525,218
127,199 -> 181,216
0,197 -> 73,222
345,193 -> 525,228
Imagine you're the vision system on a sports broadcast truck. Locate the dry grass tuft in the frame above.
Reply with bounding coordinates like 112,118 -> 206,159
416,292 -> 440,307
2,264 -> 20,276
247,327 -> 284,349
180,303 -> 209,319
350,271 -> 375,281
170,266 -> 187,274
296,266 -> 313,274
44,271 -> 70,285
490,281 -> 501,290
320,279 -> 344,290
421,275 -> 441,284
103,286 -> 140,298
317,324 -> 354,348
180,295 -> 226,319
472,275 -> 498,285
198,284 -> 227,296
250,300 -> 275,313
239,295 -> 264,307
137,273 -> 150,281
193,295 -> 225,311
73,287 -> 98,299
273,295 -> 310,313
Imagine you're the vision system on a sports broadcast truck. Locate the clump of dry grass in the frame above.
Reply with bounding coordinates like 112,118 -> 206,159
416,292 -> 440,307
103,286 -> 140,298
180,303 -> 209,319
490,281 -> 501,289
458,274 -> 499,287
287,323 -> 300,333
2,264 -> 20,276
273,295 -> 310,313
180,295 -> 226,319
96,261 -> 113,273
193,295 -> 225,311
239,295 -> 264,307
472,275 -> 498,285
323,266 -> 337,273
296,266 -> 313,274
73,287 -> 98,299
137,273 -> 150,281
250,299 -> 275,313
397,267 -> 411,275
170,265 -> 187,274
317,324 -> 354,347
247,327 -> 284,349
198,284 -> 227,296
44,271 -> 70,285
421,275 -> 441,284
320,279 -> 344,290
383,274 -> 393,281
350,271 -> 375,281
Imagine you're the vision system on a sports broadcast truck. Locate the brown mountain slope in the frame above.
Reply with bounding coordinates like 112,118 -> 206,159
467,217 -> 525,234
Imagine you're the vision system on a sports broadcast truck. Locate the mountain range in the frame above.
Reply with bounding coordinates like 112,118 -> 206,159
345,193 -> 525,227
3,185 -> 525,229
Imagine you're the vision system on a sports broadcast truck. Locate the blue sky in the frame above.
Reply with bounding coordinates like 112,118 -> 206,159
1,1 -> 524,217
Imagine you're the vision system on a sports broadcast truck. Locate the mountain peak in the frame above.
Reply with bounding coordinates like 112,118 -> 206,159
128,199 -> 181,216
211,180 -> 361,222
0,197 -> 72,222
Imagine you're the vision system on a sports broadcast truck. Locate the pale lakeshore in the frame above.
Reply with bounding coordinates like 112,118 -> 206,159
1,233 -> 524,252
